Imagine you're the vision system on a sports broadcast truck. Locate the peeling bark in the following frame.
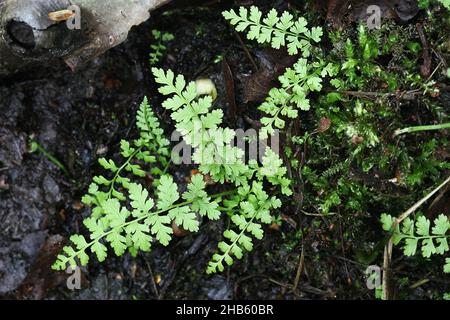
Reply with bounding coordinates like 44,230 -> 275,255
0,0 -> 171,77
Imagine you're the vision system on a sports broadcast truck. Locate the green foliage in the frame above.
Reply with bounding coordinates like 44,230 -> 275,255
53,169 -> 224,270
419,0 -> 450,9
292,24 -> 449,219
225,4 -> 450,297
224,6 -> 331,138
149,30 -> 175,66
53,6 -> 448,290
53,99 -> 173,270
207,181 -> 281,273
381,213 -> 450,273
259,59 -> 336,138
152,67 -> 293,272
271,21 -> 450,299
257,148 -> 292,196
151,67 -> 293,191
402,139 -> 450,188
182,174 -> 220,220
223,6 -> 322,57
152,67 -> 249,186
321,161 -> 349,179
438,0 -> 450,9
53,99 -> 198,270
53,63 -> 293,272
81,98 -> 169,213
331,25 -> 398,91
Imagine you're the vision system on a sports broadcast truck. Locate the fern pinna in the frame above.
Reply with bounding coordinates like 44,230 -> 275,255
223,6 -> 336,138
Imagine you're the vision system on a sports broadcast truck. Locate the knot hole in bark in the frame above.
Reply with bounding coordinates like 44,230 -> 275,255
6,20 -> 36,50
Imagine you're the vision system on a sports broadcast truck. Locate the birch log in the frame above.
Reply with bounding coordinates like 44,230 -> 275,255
0,0 -> 171,77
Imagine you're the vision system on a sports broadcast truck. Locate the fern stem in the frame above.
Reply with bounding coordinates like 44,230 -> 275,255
399,234 -> 450,240
162,159 -> 172,175
242,19 -> 310,43
30,140 -> 70,177
214,209 -> 260,269
108,147 -> 143,197
394,122 -> 450,136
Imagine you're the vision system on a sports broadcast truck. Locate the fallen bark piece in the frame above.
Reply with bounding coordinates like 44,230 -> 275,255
0,0 -> 171,78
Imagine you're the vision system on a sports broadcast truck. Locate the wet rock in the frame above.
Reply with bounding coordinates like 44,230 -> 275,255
38,123 -> 58,147
16,235 -> 69,300
42,175 -> 61,204
19,232 -> 48,259
0,231 -> 47,295
321,0 -> 420,27
0,250 -> 28,295
73,272 -> 128,300
1,189 -> 44,240
205,276 -> 232,300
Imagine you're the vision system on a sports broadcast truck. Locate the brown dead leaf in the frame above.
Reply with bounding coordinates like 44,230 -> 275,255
241,48 -> 297,103
16,235 -> 88,299
185,169 -> 214,185
172,221 -> 190,237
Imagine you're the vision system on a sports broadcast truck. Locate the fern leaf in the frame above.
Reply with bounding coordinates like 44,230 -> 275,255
223,6 -> 322,57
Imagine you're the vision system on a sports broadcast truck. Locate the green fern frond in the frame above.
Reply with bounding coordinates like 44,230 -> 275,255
223,6 -> 323,57
152,68 -> 292,272
438,0 -> 450,10
258,59 -> 337,138
54,63 -> 293,273
152,67 -> 252,186
149,30 -> 174,66
80,97 -> 170,219
381,213 -> 450,273
223,8 -> 332,139
207,181 -> 281,273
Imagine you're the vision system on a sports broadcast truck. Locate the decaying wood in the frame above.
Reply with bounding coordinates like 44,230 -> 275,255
0,0 -> 171,78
